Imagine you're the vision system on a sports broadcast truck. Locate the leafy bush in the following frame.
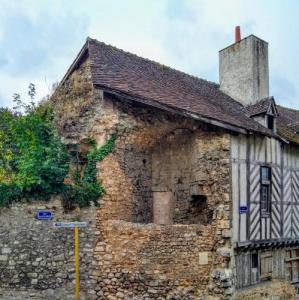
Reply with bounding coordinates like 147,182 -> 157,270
0,183 -> 22,207
0,105 -> 69,206
0,84 -> 116,208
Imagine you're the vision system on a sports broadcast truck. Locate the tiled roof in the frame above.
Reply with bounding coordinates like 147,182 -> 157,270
277,106 -> 299,144
86,38 -> 275,136
64,37 -> 299,143
243,97 -> 277,117
242,98 -> 299,144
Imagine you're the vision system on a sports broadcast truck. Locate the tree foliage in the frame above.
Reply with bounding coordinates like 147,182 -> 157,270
0,87 -> 69,206
0,84 -> 116,208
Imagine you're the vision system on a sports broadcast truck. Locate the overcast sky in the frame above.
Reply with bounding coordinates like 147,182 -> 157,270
0,0 -> 298,108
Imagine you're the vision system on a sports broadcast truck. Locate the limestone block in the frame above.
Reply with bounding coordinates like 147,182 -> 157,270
221,229 -> 232,238
216,247 -> 232,258
198,252 -> 209,265
2,248 -> 11,254
153,191 -> 173,225
0,255 -> 8,261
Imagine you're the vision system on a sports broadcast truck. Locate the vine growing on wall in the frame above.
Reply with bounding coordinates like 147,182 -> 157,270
63,135 -> 117,208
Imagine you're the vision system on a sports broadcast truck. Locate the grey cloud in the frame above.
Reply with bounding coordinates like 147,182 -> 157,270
271,75 -> 298,107
0,9 -> 88,77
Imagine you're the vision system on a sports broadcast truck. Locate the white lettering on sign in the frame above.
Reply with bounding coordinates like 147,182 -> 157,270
53,222 -> 87,228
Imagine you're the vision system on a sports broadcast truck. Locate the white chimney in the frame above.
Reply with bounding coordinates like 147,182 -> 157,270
219,27 -> 269,106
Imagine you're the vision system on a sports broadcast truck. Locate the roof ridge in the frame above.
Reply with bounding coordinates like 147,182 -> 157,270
277,104 -> 299,113
87,37 -> 219,88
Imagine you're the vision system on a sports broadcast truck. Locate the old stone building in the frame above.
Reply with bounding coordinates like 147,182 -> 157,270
50,28 -> 299,299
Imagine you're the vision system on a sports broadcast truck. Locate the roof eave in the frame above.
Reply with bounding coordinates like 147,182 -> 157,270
96,85 -> 290,143
97,85 -> 249,135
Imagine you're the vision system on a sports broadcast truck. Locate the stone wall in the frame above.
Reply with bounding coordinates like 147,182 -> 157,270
51,56 -> 99,145
91,220 -> 230,299
151,127 -> 230,224
234,280 -> 296,300
0,198 -> 97,299
93,95 -> 231,226
89,95 -> 233,299
52,62 -> 233,298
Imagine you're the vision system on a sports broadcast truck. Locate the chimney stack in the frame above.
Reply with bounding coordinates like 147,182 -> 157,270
219,28 -> 269,106
235,26 -> 241,43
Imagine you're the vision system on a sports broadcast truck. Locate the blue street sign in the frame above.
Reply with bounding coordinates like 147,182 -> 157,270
36,210 -> 53,220
239,206 -> 248,214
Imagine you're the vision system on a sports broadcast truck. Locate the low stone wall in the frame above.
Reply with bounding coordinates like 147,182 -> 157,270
91,220 -> 232,299
0,198 -> 97,299
0,202 -> 295,300
234,280 -> 296,300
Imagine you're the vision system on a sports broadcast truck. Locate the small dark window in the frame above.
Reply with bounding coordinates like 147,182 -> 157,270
261,166 -> 271,217
267,115 -> 274,130
261,167 -> 270,181
189,195 -> 212,225
252,253 -> 259,268
251,253 -> 259,284
191,195 -> 207,203
261,185 -> 270,211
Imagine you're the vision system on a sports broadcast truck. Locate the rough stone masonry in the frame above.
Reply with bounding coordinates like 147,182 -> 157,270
0,198 -> 97,299
51,57 -> 234,299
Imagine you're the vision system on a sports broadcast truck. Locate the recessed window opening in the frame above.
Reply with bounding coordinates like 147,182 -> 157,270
261,166 -> 271,217
189,195 -> 212,225
267,115 -> 274,130
191,195 -> 207,203
252,253 -> 259,269
251,253 -> 259,284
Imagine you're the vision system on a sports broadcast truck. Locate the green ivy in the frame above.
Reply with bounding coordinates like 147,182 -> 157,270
84,134 -> 117,183
63,135 -> 117,208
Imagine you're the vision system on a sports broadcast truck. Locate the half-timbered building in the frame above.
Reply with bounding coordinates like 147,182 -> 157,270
224,33 -> 299,292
